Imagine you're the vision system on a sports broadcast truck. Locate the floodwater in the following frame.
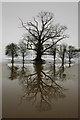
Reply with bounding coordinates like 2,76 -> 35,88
2,61 -> 78,118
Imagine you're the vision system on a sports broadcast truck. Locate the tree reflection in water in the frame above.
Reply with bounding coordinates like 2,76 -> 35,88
9,66 -> 18,80
9,63 -> 66,111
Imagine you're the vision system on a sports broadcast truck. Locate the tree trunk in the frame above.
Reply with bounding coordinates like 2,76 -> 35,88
53,50 -> 56,76
11,53 -> 14,68
69,56 -> 71,67
35,42 -> 43,63
53,64 -> 56,76
68,50 -> 71,67
53,51 -> 56,65
62,58 -> 64,67
22,53 -> 24,68
62,53 -> 64,71
35,51 -> 42,62
34,64 -> 42,88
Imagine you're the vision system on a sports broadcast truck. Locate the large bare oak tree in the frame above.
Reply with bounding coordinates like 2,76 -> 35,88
19,11 -> 68,63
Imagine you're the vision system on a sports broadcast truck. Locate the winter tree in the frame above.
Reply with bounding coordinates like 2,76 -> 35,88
19,11 -> 68,63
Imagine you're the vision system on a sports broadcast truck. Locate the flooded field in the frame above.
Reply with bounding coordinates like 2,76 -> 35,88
2,61 -> 78,118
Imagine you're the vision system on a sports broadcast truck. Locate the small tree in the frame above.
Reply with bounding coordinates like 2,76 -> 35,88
18,40 -> 27,68
67,45 -> 78,67
50,44 -> 57,75
5,43 -> 18,67
50,45 -> 57,65
58,44 -> 67,70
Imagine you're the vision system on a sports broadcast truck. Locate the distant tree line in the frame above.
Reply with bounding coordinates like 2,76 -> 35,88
5,42 -> 79,68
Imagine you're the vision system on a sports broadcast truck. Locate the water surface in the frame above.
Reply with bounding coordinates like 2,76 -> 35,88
2,61 -> 78,118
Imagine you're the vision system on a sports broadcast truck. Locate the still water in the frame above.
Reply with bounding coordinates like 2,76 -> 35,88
2,61 -> 78,118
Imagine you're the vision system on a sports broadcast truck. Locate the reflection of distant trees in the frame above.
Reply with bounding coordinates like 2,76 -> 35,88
15,63 -> 66,111
55,65 -> 66,81
9,66 -> 18,80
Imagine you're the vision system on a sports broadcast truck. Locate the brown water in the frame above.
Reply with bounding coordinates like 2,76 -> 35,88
2,62 -> 78,118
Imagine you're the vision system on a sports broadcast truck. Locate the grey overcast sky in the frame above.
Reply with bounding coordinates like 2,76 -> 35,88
2,2 -> 78,58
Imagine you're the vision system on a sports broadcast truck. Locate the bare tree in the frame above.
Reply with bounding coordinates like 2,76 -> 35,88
19,11 -> 68,63
18,40 -> 27,68
66,45 -> 78,67
58,44 -> 67,70
50,44 -> 58,75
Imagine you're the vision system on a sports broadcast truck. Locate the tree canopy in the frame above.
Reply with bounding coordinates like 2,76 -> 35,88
19,11 -> 68,62
5,43 -> 18,57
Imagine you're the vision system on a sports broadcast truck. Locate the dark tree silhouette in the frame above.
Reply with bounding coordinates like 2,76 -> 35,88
9,66 -> 18,80
67,45 -> 78,67
17,63 -> 65,111
19,11 -> 68,63
18,40 -> 27,68
5,43 -> 18,67
50,44 -> 58,75
58,44 -> 67,70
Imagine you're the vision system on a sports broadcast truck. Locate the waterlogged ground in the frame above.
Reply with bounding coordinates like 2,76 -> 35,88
2,60 -> 78,118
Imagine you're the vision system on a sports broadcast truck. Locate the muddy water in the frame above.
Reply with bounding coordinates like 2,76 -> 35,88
2,62 -> 78,118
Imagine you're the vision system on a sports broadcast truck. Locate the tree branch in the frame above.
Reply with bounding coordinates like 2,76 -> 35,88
41,71 -> 62,89
42,36 -> 67,53
19,17 -> 38,40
